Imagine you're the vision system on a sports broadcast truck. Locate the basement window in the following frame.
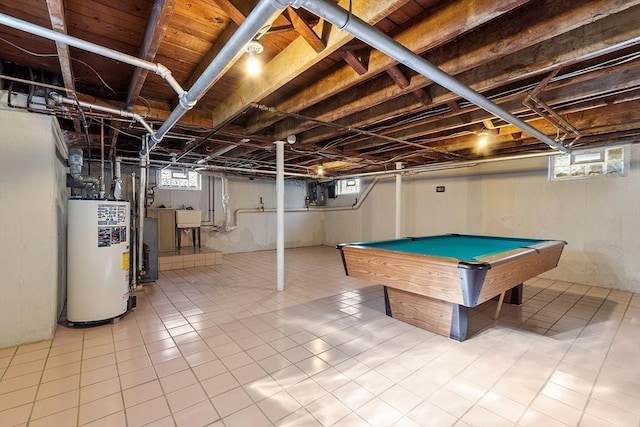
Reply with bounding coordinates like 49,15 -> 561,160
549,145 -> 629,181
158,168 -> 201,190
336,178 -> 361,195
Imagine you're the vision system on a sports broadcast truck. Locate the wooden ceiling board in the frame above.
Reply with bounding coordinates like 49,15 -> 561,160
1,0 -> 639,176
281,0 -> 640,148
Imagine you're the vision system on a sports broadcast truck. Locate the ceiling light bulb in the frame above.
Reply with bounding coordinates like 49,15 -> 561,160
245,40 -> 264,76
246,52 -> 261,76
317,165 -> 324,176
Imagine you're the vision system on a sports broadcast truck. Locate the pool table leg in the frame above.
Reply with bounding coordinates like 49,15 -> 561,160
508,283 -> 523,305
450,304 -> 468,342
383,286 -> 470,341
383,286 -> 392,316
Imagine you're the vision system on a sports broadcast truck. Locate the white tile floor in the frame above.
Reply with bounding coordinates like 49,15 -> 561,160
1,246 -> 638,427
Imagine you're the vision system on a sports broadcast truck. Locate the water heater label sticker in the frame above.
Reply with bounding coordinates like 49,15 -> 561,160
97,204 -> 128,247
117,206 -> 126,224
97,204 -> 127,226
122,252 -> 130,270
98,227 -> 111,247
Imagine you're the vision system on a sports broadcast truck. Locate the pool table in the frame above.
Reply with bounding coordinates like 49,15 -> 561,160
337,234 -> 566,341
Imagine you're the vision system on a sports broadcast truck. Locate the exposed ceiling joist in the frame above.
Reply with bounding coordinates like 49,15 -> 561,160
208,0 -> 413,131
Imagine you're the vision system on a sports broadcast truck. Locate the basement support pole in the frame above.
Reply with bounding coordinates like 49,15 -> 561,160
275,140 -> 285,291
395,162 -> 402,238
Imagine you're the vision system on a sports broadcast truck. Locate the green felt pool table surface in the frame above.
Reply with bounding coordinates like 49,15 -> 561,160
350,234 -> 548,262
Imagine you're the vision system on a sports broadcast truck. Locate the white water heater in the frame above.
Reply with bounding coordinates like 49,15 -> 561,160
67,198 -> 131,323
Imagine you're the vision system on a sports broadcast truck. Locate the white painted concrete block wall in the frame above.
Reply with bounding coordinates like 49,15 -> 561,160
324,147 -> 640,292
0,108 -> 64,348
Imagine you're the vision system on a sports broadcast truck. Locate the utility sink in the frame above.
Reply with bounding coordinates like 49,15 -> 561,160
175,210 -> 201,228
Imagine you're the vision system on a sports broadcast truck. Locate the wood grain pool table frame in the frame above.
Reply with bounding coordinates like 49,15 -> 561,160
337,234 -> 566,341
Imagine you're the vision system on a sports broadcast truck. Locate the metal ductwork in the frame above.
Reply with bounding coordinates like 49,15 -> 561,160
67,147 -> 99,194
49,93 -> 155,135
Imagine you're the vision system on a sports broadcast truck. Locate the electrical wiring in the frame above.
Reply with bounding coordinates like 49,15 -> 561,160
0,36 -> 117,94
135,95 -> 152,118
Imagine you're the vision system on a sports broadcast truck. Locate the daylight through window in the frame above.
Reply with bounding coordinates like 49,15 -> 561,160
336,178 -> 361,195
158,168 -> 202,190
549,145 -> 629,181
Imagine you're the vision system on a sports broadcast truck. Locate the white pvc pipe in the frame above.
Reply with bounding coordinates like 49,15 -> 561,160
395,162 -> 402,238
275,140 -> 285,291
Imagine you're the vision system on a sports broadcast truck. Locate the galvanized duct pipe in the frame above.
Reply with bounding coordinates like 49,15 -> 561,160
49,93 -> 155,135
293,0 -> 571,154
147,0 -> 285,148
0,13 -> 185,97
113,157 -> 123,200
67,147 -> 100,194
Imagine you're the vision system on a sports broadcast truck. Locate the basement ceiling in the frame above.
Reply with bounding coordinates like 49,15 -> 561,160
1,0 -> 639,178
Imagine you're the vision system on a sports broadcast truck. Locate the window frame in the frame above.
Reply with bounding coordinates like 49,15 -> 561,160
157,168 -> 202,191
549,144 -> 629,181
335,178 -> 361,195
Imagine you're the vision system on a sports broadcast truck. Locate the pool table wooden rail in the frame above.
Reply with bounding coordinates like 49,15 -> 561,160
339,246 -> 471,305
475,240 -> 565,305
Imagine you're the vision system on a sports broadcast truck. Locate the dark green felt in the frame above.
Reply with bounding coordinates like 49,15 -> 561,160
359,234 -> 544,261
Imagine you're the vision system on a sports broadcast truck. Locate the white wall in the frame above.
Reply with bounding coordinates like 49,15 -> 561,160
132,145 -> 638,292
150,174 -> 325,253
0,105 -> 66,348
325,147 -> 640,292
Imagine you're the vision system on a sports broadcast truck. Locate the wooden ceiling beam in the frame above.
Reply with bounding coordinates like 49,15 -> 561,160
45,0 -> 74,94
386,65 -> 431,106
251,0 -> 532,136
340,50 -> 368,75
284,8 -> 325,53
45,0 -> 81,132
294,3 -> 640,146
272,0 -> 639,141
209,0 -> 414,131
214,0 -> 246,26
386,66 -> 410,89
413,87 -> 432,107
336,70 -> 640,153
125,0 -> 177,107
